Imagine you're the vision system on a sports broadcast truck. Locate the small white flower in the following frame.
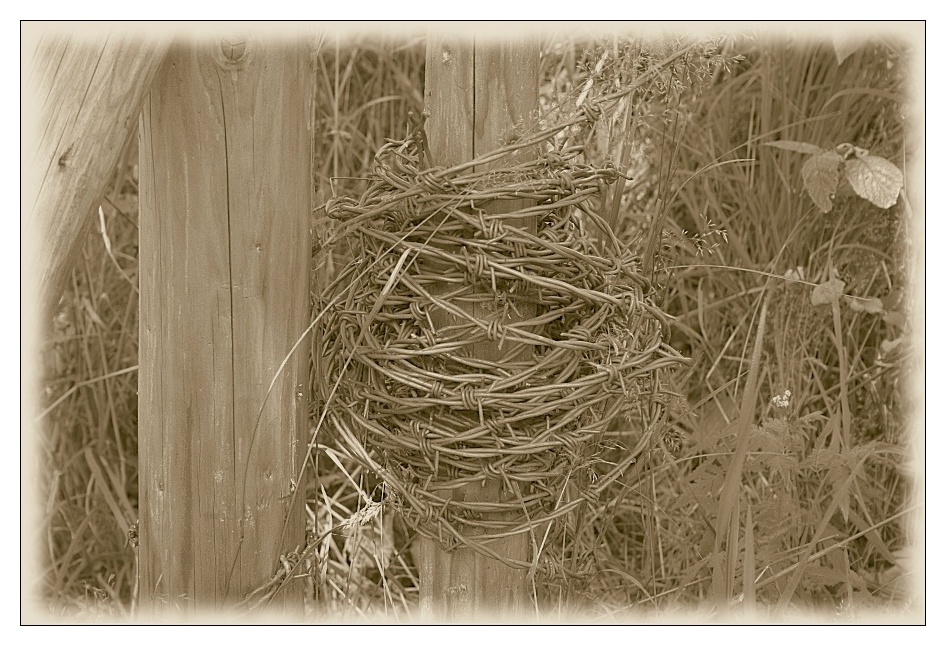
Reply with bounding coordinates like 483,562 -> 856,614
771,390 -> 792,409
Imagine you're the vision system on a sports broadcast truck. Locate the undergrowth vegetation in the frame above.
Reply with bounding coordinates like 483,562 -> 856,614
34,29 -> 920,622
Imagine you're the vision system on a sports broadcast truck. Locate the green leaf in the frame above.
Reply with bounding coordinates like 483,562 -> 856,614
881,337 -> 903,354
844,155 -> 903,209
846,296 -> 884,313
811,277 -> 846,307
783,266 -> 806,281
802,151 -> 844,213
763,140 -> 824,155
883,311 -> 906,328
833,36 -> 861,66
880,288 -> 903,310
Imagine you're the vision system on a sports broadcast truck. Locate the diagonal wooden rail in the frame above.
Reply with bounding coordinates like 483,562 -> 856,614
26,34 -> 169,320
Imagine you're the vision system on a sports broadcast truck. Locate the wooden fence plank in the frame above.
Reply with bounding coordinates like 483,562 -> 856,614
138,39 -> 312,616
417,33 -> 540,621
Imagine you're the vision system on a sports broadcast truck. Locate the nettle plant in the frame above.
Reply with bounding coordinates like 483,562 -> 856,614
763,139 -> 904,214
767,138 -> 906,325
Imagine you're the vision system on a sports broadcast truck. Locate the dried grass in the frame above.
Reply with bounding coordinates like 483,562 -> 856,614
34,32 -> 918,622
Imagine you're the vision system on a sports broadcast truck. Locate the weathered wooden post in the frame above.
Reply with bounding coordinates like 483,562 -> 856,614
26,35 -> 169,318
137,38 -> 312,616
415,34 -> 540,620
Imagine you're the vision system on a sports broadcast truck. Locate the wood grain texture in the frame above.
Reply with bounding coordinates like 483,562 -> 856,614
26,35 -> 169,317
417,34 -> 540,621
138,40 -> 311,616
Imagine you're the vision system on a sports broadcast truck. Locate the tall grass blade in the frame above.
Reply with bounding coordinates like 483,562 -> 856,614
711,283 -> 770,610
743,503 -> 756,618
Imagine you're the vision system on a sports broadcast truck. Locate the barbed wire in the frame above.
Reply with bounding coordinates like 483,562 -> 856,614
315,114 -> 683,579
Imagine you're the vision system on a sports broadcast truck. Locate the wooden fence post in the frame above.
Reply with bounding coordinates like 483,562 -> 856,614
26,35 -> 169,319
138,39 -> 312,616
416,34 -> 540,620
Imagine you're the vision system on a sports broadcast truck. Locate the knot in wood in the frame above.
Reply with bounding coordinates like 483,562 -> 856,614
221,37 -> 247,63
214,37 -> 251,69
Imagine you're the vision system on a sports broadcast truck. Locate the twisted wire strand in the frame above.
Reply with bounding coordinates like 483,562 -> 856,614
316,123 -> 683,577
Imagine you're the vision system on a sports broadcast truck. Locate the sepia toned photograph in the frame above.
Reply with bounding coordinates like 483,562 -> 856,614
20,20 -> 925,626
